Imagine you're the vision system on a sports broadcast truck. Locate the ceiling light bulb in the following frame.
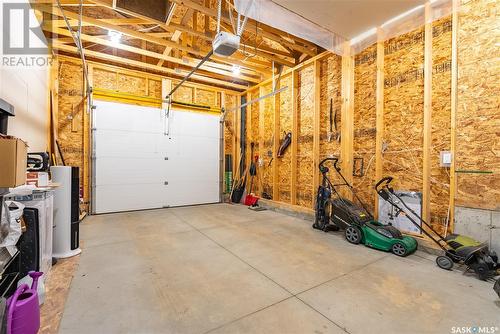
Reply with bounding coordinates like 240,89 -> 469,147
232,65 -> 241,76
108,30 -> 122,45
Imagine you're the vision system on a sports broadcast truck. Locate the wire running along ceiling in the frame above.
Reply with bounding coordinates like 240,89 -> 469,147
234,0 -> 453,55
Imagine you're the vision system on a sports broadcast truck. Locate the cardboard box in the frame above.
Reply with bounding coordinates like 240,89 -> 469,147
0,138 -> 28,187
26,171 -> 49,187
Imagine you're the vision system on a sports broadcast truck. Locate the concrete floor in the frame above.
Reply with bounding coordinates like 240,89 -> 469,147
60,204 -> 500,334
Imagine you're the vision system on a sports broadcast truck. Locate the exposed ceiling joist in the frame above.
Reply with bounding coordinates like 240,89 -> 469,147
172,0 -> 316,57
45,22 -> 269,77
157,30 -> 182,66
36,0 -> 322,87
44,25 -> 261,83
37,4 -> 274,73
51,41 -> 250,90
88,0 -> 305,65
82,0 -> 296,67
157,4 -> 182,67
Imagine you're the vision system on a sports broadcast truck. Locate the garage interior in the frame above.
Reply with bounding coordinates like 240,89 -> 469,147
0,0 -> 498,333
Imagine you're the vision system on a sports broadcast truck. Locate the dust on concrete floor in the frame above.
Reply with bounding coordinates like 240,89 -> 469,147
59,204 -> 500,334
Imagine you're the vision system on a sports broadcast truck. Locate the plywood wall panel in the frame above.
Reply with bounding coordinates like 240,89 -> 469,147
148,79 -> 162,98
297,66 -> 315,207
173,85 -> 193,104
196,89 -> 217,107
250,91 -> 260,195
223,94 -> 236,156
456,0 -> 500,210
383,27 -> 425,194
353,44 -> 377,213
93,68 -> 116,91
319,55 -> 343,161
261,84 -> 274,198
278,76 -> 293,202
57,61 -> 85,188
117,73 -> 147,96
431,16 -> 453,232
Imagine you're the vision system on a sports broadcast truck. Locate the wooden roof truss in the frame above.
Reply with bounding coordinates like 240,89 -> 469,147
33,0 -> 321,90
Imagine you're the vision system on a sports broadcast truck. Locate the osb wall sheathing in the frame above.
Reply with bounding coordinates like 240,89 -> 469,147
172,86 -> 193,104
456,0 -> 500,210
278,76 -> 293,202
93,68 -> 116,91
242,91 -> 261,195
197,89 -> 217,107
57,61 -> 85,188
117,73 -> 147,96
353,44 -> 377,213
223,94 -> 237,161
319,55 -> 343,161
383,27 -> 425,196
148,80 -> 162,98
223,94 -> 237,191
431,16 -> 453,231
93,68 -> 162,99
297,66 -> 315,207
231,0 -> 497,221
261,84 -> 275,199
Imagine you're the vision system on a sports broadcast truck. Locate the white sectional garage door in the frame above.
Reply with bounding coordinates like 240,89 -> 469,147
92,100 -> 220,214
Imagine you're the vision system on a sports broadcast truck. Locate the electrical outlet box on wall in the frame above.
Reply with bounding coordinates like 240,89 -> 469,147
440,151 -> 452,167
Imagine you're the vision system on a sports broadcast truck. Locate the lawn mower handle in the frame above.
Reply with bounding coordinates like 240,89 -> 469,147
319,157 -> 340,171
375,176 -> 393,192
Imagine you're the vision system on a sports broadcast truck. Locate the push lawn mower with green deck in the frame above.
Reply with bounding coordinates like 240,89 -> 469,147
312,157 -> 418,257
376,176 -> 500,281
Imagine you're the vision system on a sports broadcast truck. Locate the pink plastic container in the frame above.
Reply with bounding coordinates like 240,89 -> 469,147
7,271 -> 42,334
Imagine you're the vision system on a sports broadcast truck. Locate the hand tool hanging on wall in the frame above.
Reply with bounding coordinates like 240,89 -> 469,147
353,157 -> 364,177
327,98 -> 340,142
277,132 -> 292,157
55,140 -> 66,166
268,131 -> 292,167
248,142 -> 257,193
224,154 -> 233,194
230,151 -> 246,203
244,143 -> 260,206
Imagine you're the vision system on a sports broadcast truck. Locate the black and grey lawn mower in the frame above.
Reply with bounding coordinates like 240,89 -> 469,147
376,176 -> 500,281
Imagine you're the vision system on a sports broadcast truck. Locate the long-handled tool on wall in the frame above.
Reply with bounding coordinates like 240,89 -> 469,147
248,142 -> 257,194
230,148 -> 246,203
327,98 -> 340,142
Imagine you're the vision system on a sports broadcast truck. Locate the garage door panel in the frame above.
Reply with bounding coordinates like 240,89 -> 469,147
94,100 -> 164,132
95,157 -> 167,186
167,137 -> 219,172
93,100 -> 219,214
168,111 -> 219,137
95,130 -> 165,158
165,179 -> 219,207
94,183 -> 167,213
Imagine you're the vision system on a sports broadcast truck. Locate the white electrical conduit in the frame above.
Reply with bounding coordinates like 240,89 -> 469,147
234,0 -> 453,56
228,7 -> 237,34
236,0 -> 253,36
217,0 -> 222,34
220,86 -> 288,123
56,0 -> 92,111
